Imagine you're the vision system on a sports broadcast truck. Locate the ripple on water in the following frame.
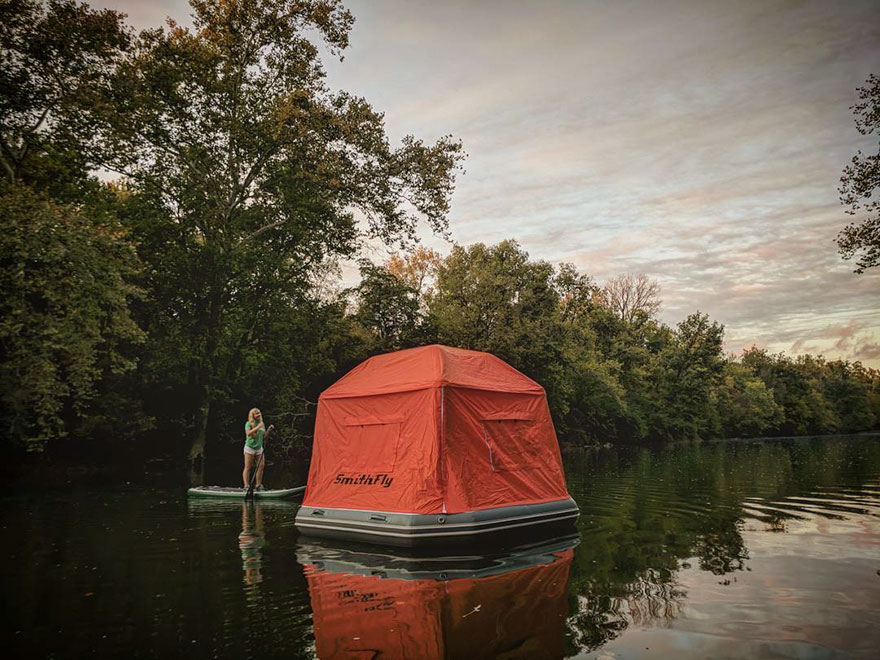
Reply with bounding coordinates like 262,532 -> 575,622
566,437 -> 880,659
3,435 -> 880,658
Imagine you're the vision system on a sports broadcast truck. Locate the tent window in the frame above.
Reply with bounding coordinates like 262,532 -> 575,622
342,422 -> 401,472
481,419 -> 538,472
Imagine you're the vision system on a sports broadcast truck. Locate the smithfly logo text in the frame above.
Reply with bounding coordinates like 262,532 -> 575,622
334,473 -> 394,488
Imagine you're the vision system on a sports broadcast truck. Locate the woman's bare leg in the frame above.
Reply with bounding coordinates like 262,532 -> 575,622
255,453 -> 265,488
243,452 -> 254,488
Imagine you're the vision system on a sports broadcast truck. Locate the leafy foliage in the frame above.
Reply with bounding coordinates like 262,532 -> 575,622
351,261 -> 425,352
381,241 -> 876,444
0,186 -> 143,450
0,1 -> 142,452
89,0 -> 463,458
0,2 -> 875,456
0,0 -> 130,189
714,362 -> 783,438
838,73 -> 880,272
428,240 -> 570,414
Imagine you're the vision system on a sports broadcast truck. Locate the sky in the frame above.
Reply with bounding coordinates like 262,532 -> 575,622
102,0 -> 880,366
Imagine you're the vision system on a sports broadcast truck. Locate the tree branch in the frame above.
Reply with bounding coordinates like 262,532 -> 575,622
235,218 -> 287,248
0,148 -> 15,184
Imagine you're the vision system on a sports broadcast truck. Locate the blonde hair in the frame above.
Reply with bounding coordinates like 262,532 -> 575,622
248,408 -> 261,425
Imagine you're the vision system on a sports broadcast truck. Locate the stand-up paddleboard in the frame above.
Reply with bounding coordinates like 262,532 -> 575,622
187,485 -> 305,499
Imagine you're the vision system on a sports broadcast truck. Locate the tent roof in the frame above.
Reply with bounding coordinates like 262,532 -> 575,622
321,345 -> 544,399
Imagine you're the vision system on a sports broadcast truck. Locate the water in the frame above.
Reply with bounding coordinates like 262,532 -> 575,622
2,435 -> 879,658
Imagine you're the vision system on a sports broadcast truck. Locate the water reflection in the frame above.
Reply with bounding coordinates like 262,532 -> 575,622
563,437 -> 880,657
298,536 -> 577,660
2,436 -> 877,658
238,502 -> 266,597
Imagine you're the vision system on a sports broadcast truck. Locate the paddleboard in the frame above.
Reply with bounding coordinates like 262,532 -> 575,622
187,485 -> 305,499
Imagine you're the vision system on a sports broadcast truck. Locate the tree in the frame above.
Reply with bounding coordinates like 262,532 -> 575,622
0,1 -> 143,451
0,0 -> 130,188
549,264 -> 645,442
386,246 -> 442,296
600,273 -> 661,324
429,241 -> 559,349
92,0 -> 464,459
555,262 -> 601,326
714,362 -> 783,438
838,73 -> 880,272
740,348 -> 838,435
428,240 -> 569,414
351,261 -> 425,351
0,186 -> 143,451
822,361 -> 876,433
648,313 -> 725,440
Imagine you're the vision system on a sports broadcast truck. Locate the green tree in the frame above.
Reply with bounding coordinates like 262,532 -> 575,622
838,73 -> 880,272
647,313 -> 725,440
92,0 -> 463,459
428,240 -> 569,414
351,261 -> 425,352
0,186 -> 143,451
553,264 -> 641,442
714,361 -> 783,438
587,306 -> 673,442
0,1 -> 143,450
822,361 -> 876,433
864,367 -> 880,426
741,348 -> 837,435
0,0 -> 130,190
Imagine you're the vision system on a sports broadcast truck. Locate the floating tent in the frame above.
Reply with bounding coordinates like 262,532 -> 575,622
295,345 -> 578,546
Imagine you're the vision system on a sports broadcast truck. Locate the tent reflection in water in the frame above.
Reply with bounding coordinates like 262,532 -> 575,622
296,345 -> 578,546
298,537 -> 575,659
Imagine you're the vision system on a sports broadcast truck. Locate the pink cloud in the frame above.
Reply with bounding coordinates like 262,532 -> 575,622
852,341 -> 880,361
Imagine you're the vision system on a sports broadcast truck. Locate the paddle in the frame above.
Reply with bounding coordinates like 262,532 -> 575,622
246,423 -> 274,499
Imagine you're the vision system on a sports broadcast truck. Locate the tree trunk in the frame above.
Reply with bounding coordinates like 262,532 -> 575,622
187,449 -> 205,485
187,276 -> 224,463
188,383 -> 210,462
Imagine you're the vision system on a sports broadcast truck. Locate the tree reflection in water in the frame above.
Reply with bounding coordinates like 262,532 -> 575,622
293,438 -> 879,658
562,438 -> 880,655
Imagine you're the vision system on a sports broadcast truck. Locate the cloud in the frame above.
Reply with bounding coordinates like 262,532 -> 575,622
101,0 -> 880,367
853,340 -> 880,362
335,1 -> 880,367
94,1 -> 187,30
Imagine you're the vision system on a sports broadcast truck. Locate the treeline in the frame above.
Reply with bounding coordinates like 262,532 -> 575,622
1,1 -> 877,456
351,242 -> 880,445
0,0 -> 464,456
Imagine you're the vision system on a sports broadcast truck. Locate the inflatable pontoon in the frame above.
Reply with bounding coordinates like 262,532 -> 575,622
295,345 -> 579,547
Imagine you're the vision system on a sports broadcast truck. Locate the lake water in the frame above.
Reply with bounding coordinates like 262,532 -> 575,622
2,435 -> 879,658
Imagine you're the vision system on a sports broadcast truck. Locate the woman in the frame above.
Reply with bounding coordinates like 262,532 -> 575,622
243,407 -> 266,490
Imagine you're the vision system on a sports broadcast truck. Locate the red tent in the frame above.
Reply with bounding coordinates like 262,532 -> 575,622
296,345 -> 577,545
